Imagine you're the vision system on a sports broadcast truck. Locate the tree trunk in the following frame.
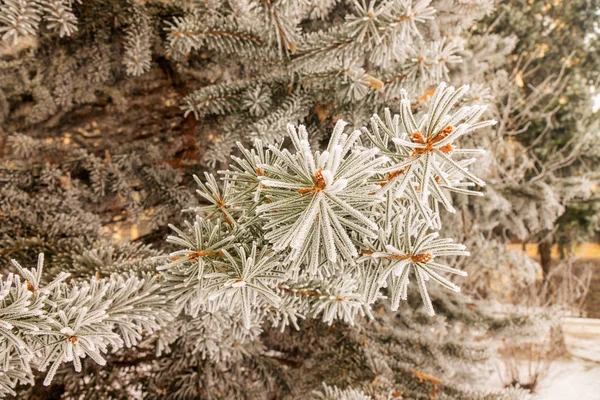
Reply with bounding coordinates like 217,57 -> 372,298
539,238 -> 553,280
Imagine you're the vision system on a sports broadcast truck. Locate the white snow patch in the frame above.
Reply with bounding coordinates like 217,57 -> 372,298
532,360 -> 600,400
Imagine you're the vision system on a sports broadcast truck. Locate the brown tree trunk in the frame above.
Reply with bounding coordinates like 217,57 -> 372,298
539,238 -> 553,280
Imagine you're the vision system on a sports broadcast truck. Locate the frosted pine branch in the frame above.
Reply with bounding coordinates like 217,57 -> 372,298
0,254 -> 171,393
164,82 -> 491,331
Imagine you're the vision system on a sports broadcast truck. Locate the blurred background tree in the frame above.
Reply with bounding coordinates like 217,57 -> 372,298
486,0 -> 600,276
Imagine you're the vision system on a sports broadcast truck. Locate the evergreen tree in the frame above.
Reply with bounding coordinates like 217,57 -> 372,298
487,0 -> 600,275
0,0 -> 594,398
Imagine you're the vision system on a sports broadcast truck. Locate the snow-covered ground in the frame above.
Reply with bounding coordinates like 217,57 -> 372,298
533,318 -> 600,400
533,359 -> 600,400
471,317 -> 600,400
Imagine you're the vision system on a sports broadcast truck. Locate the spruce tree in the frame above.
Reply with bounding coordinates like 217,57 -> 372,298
0,0 -> 595,398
